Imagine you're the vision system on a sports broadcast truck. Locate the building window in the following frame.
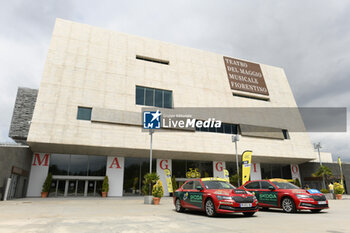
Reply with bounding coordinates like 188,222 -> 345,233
77,107 -> 92,120
282,129 -> 290,139
136,55 -> 169,65
49,154 -> 107,177
195,121 -> 238,135
135,86 -> 173,108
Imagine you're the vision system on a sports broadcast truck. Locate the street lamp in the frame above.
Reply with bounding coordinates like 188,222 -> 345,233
232,134 -> 240,187
149,129 -> 154,173
314,142 -> 326,189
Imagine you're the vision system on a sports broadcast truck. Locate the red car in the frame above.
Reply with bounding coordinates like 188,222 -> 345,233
240,179 -> 329,213
173,178 -> 259,217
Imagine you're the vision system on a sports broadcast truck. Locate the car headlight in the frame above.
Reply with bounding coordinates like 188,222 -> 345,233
216,195 -> 231,200
296,194 -> 311,199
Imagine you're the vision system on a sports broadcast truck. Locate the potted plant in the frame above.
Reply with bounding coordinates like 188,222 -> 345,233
152,180 -> 164,205
102,176 -> 109,197
333,182 -> 345,199
142,172 -> 159,204
41,173 -> 52,198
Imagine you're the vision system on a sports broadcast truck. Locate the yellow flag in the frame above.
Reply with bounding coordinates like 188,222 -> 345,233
242,150 -> 252,185
224,169 -> 230,183
164,169 -> 173,193
339,157 -> 344,187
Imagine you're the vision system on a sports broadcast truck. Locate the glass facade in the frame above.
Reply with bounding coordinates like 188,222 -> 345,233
123,157 -> 156,195
261,163 -> 292,179
195,121 -> 238,135
225,162 -> 239,177
135,86 -> 173,108
172,160 -> 213,179
49,154 -> 107,177
77,107 -> 92,120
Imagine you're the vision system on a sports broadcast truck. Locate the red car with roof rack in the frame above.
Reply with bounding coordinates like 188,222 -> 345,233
240,178 -> 329,213
173,177 -> 259,217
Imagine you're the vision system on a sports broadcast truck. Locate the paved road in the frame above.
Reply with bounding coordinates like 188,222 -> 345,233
0,197 -> 349,233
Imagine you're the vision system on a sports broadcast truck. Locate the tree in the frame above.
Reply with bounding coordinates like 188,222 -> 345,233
102,176 -> 109,193
312,165 -> 333,184
230,173 -> 242,187
42,173 -> 52,193
142,172 -> 159,195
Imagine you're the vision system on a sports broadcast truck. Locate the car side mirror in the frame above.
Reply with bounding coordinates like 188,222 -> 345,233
196,186 -> 203,191
268,186 -> 275,191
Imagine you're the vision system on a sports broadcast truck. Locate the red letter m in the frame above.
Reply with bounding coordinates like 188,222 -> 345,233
32,153 -> 49,166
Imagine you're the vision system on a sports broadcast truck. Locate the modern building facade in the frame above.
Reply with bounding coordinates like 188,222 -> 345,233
5,18 -> 344,199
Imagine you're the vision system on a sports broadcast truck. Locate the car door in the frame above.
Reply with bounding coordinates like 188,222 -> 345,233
258,181 -> 279,207
188,180 -> 204,210
180,181 -> 194,208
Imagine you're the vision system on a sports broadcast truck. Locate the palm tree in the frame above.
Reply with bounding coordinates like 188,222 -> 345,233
312,165 -> 333,187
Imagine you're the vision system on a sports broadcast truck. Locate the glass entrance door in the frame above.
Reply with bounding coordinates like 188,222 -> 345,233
77,180 -> 85,196
67,180 -> 76,196
48,179 -> 102,197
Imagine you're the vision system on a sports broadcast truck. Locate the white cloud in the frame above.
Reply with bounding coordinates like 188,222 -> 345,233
0,0 -> 349,161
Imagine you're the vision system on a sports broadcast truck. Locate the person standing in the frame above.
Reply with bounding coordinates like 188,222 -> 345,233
328,182 -> 335,199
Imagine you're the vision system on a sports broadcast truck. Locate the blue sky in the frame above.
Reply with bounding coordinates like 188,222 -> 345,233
0,0 -> 349,161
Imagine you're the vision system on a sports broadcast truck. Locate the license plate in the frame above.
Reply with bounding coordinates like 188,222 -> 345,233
318,201 -> 326,205
240,203 -> 252,208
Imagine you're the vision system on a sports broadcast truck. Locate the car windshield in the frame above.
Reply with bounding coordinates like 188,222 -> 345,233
202,181 -> 236,189
272,182 -> 299,189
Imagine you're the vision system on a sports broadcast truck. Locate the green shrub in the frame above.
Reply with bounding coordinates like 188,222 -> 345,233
320,188 -> 330,194
42,173 -> 52,193
172,175 -> 178,191
230,173 -> 242,187
333,182 -> 345,195
102,176 -> 109,192
152,180 -> 164,198
142,173 -> 159,195
294,178 -> 301,187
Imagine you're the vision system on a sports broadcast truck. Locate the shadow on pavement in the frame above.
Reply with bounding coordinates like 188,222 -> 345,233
172,209 -> 257,218
259,208 -> 328,214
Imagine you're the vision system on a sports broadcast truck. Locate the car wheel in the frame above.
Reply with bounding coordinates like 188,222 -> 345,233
281,197 -> 296,213
311,209 -> 322,213
243,212 -> 255,217
205,199 -> 216,217
175,198 -> 184,212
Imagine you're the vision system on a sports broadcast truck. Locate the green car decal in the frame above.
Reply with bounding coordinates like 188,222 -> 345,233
176,191 -> 203,208
255,191 -> 278,206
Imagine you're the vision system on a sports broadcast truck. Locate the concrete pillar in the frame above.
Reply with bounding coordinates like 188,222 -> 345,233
27,153 -> 50,197
106,156 -> 124,196
156,159 -> 172,196
213,161 -> 226,178
290,164 -> 301,183
250,162 -> 262,180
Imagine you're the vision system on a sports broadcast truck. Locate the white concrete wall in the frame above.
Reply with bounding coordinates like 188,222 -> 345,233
105,156 -> 124,196
27,18 -> 317,163
213,161 -> 226,178
156,159 -> 172,196
250,162 -> 262,180
311,152 -> 333,163
27,153 -> 50,197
